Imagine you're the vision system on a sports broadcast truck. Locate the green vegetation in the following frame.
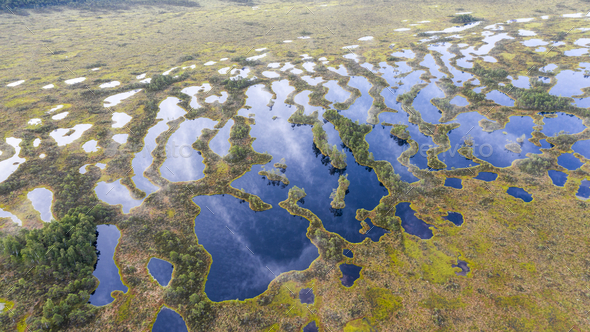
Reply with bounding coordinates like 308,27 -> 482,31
221,77 -> 256,92
450,14 -> 481,23
507,86 -> 573,111
154,230 -> 214,330
1,2 -> 588,331
273,158 -> 287,170
258,166 -> 289,185
471,63 -> 508,82
390,124 -> 410,140
310,120 -> 347,169
329,174 -> 349,209
365,288 -> 403,320
288,109 -> 319,125
147,74 -> 189,92
0,207 -> 105,331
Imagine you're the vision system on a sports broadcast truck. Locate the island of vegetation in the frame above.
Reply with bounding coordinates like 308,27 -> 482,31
329,174 -> 350,209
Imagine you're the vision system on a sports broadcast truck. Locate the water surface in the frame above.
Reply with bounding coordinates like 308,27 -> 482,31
339,263 -> 362,287
557,153 -> 583,170
89,225 -> 127,306
193,194 -> 318,302
148,258 -> 174,287
27,188 -> 53,222
577,180 -> 590,200
474,172 -> 498,181
506,187 -> 533,202
452,259 -> 470,276
303,321 -> 319,332
299,288 -> 315,304
152,307 -> 188,332
548,170 -> 568,186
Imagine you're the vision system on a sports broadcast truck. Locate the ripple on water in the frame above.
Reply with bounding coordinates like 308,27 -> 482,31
89,225 -> 127,306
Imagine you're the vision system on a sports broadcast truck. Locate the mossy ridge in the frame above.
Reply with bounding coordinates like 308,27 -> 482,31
329,174 -> 349,209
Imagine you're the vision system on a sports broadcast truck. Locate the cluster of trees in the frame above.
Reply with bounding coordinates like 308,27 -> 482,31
147,74 -> 188,92
311,123 -> 347,169
463,89 -> 486,104
0,208 -> 102,330
229,122 -> 250,140
155,230 -> 214,330
230,57 -> 260,67
258,166 -> 289,185
518,154 -> 551,175
289,109 -> 319,125
221,77 -> 256,92
510,86 -> 573,111
273,158 -> 287,170
324,109 -> 374,165
390,124 -> 410,141
226,145 -> 250,162
471,63 -> 508,81
451,14 -> 481,24
329,174 -> 350,209
312,229 -> 344,262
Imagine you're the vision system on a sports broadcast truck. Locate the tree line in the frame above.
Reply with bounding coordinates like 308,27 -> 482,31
0,207 -> 109,331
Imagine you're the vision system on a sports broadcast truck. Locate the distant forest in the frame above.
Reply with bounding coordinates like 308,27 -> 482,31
1,0 -> 85,8
0,0 -> 201,9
